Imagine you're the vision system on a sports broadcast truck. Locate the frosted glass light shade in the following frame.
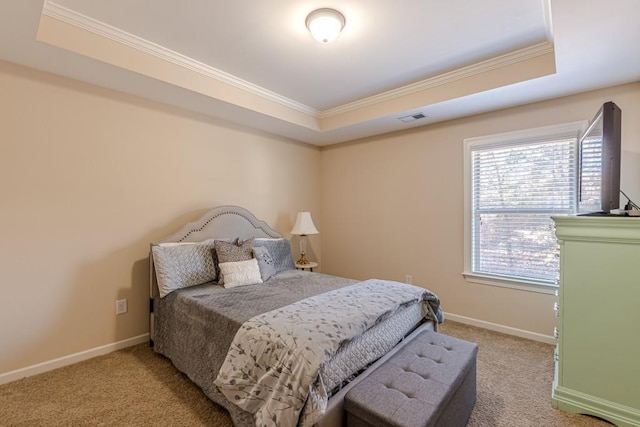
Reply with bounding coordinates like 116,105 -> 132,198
305,8 -> 345,44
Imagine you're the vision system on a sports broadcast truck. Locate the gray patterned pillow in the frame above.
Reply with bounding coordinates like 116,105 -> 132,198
253,238 -> 295,272
252,246 -> 277,281
214,238 -> 254,284
152,241 -> 216,298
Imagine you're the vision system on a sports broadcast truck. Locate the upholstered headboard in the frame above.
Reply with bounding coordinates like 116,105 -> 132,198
149,205 -> 283,342
154,205 -> 282,244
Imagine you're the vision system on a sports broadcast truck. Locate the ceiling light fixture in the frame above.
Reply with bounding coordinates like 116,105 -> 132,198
305,8 -> 345,44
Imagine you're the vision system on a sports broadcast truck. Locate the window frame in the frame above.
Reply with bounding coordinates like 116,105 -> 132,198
463,121 -> 588,294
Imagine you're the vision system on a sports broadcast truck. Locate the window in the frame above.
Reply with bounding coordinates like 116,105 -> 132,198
463,122 -> 587,293
579,125 -> 604,212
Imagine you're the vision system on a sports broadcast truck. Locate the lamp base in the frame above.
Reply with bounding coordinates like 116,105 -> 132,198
296,252 -> 311,265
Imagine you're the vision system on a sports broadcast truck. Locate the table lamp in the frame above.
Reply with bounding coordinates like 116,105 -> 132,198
290,211 -> 319,264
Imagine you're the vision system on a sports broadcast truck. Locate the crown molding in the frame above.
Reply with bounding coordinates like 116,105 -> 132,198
319,41 -> 555,119
41,1 -> 320,117
41,0 -> 554,127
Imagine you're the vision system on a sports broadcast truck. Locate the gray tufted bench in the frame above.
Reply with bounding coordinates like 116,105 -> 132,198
344,329 -> 478,427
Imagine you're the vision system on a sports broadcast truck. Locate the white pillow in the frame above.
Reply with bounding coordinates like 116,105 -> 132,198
152,241 -> 216,298
219,259 -> 263,289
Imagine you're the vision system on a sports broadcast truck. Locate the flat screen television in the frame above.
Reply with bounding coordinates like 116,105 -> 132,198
578,101 -> 622,214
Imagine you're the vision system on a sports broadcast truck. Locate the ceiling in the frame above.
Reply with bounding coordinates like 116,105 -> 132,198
1,1 -> 639,146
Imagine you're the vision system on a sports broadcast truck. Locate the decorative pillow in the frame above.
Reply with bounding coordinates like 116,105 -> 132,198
214,238 -> 255,284
219,259 -> 262,289
253,238 -> 296,272
252,246 -> 277,281
152,241 -> 216,298
158,238 -> 216,247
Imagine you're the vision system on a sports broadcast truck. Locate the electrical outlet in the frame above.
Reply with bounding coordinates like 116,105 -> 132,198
405,275 -> 412,284
116,299 -> 128,315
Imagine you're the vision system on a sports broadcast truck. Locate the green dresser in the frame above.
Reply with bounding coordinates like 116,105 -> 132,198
552,216 -> 640,427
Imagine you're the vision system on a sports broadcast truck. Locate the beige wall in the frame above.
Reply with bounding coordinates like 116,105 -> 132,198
320,82 -> 640,337
2,56 -> 638,377
0,60 -> 320,375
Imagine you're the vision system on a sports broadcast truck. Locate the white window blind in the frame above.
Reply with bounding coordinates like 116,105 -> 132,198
464,121 -> 586,290
579,132 -> 603,212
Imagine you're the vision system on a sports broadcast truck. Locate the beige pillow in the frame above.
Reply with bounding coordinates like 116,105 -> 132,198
214,238 -> 254,284
219,259 -> 263,289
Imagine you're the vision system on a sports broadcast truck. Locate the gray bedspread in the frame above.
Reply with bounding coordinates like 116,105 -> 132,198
155,271 -> 357,376
215,279 -> 436,427
154,270 -> 358,424
154,270 -> 442,427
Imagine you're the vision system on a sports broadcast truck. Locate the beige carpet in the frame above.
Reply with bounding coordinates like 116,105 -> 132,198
0,321 -> 612,426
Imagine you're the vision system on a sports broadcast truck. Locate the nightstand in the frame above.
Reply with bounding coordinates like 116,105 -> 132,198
295,261 -> 318,272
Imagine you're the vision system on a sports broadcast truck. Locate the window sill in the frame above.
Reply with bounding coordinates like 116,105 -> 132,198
462,272 -> 558,295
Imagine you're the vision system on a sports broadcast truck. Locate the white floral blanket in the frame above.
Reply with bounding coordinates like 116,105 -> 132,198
214,279 -> 440,427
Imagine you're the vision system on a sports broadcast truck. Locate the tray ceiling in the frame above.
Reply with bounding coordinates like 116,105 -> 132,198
1,1 -> 639,145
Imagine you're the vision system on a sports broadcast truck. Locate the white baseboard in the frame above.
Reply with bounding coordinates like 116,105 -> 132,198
1,316 -> 553,386
0,334 -> 149,386
443,312 -> 555,345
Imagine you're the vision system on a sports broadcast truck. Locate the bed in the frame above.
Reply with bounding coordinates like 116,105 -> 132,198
149,205 -> 443,427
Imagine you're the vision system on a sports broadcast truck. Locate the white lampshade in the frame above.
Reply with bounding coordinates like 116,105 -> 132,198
305,8 -> 345,44
290,212 -> 319,235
